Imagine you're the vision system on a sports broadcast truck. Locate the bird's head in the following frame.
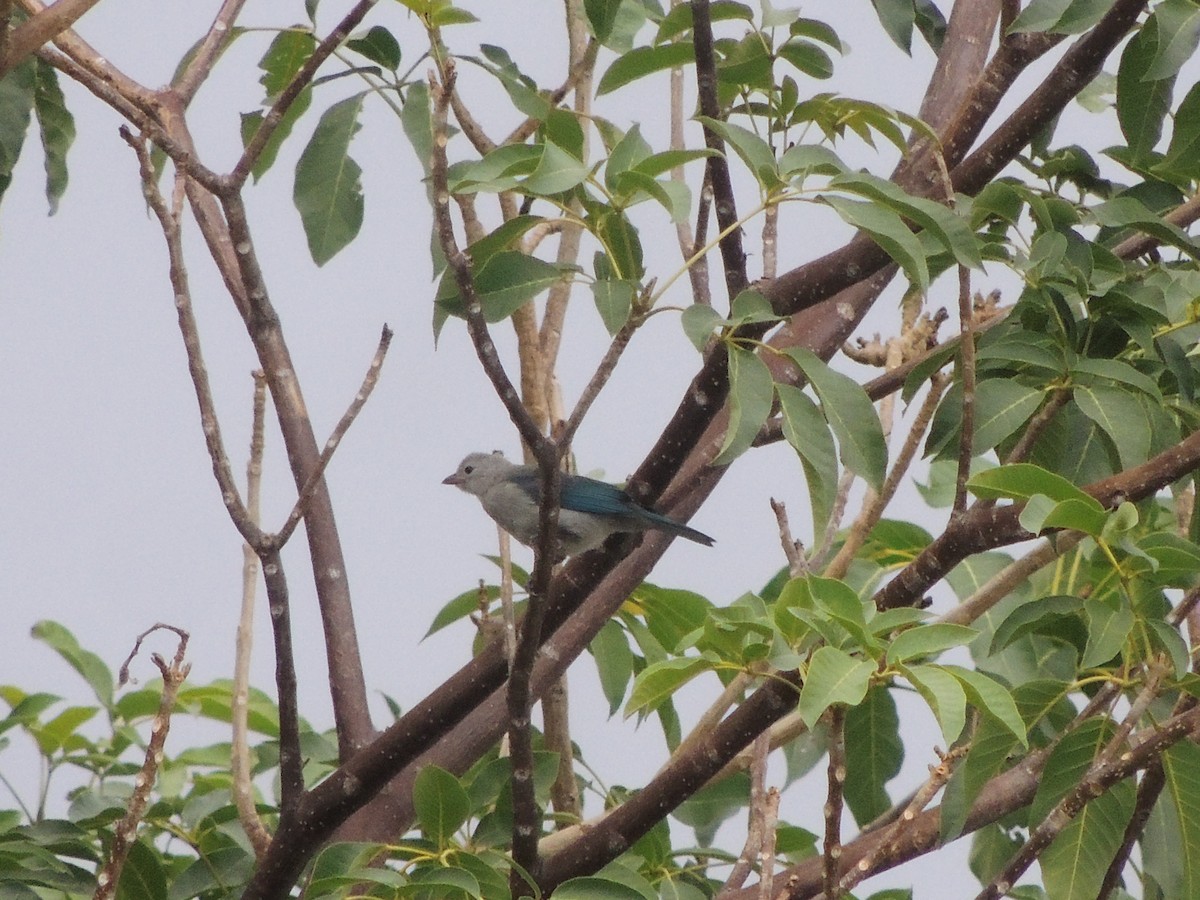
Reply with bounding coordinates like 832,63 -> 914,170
442,451 -> 514,497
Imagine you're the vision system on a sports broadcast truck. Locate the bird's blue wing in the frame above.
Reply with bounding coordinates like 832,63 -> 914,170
509,470 -> 635,516
559,474 -> 637,516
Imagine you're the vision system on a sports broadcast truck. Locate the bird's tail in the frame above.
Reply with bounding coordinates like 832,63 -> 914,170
644,510 -> 715,546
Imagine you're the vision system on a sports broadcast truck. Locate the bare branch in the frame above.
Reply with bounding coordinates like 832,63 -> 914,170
952,267 -> 976,516
275,325 -> 394,547
822,707 -> 846,899
172,0 -> 247,104
1,0 -> 101,77
233,372 -> 272,860
98,626 -> 190,900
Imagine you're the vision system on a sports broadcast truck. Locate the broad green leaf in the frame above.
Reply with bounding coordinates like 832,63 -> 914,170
695,116 -> 781,191
604,123 -> 653,191
409,866 -> 483,898
595,208 -> 644,279
1159,740 -> 1200,899
346,25 -> 401,70
778,40 -> 834,79
0,56 -> 36,207
592,277 -> 636,335
630,583 -> 714,653
829,171 -> 982,268
598,43 -> 696,95
169,846 -> 256,899
823,193 -> 930,288
1144,0 -> 1200,81
425,585 -> 500,638
436,250 -> 565,328
871,0 -> 917,54
1089,196 -> 1200,259
843,686 -> 902,826
413,764 -> 471,848
625,657 -> 713,716
1116,18 -> 1174,162
294,92 -> 366,265
31,621 -> 113,709
888,624 -> 977,663
1040,775 -> 1136,900
967,463 -> 1102,508
1075,384 -> 1151,470
673,772 -> 750,846
32,705 -> 97,755
798,646 -> 874,728
903,663 -> 967,743
714,346 -> 774,465
786,347 -> 887,490
655,1 -> 754,43
681,303 -> 724,352
989,595 -> 1085,655
590,620 -> 634,715
1159,80 -> 1200,179
777,383 -> 838,536
943,665 -> 1027,745
522,140 -> 591,195
1081,596 -> 1133,668
970,380 -> 1045,454
32,60 -> 74,214
585,0 -> 624,43
1008,0 -> 1113,35
1069,357 -> 1162,400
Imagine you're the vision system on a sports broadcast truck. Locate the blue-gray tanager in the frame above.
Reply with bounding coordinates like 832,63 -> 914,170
443,451 -> 714,557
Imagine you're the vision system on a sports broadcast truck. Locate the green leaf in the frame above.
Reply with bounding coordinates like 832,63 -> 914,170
1008,0 -> 1113,35
1144,0 -> 1200,81
785,348 -> 887,491
413,764 -> 471,848
31,621 -> 113,709
829,171 -> 982,269
843,686 -> 902,826
592,277 -> 636,335
0,56 -> 36,208
821,195 -> 930,289
714,346 -> 774,465
436,250 -> 565,326
777,383 -> 838,536
1159,740 -> 1200,899
655,1 -> 754,43
585,0 -> 625,43
425,584 -> 499,638
967,463 -> 1103,509
522,140 -> 591,195
294,92 -> 366,265
1075,384 -> 1151,470
777,40 -> 834,79
681,304 -> 724,352
590,620 -> 634,715
695,116 -> 781,191
553,876 -> 652,900
798,646 -> 874,728
1040,777 -> 1136,900
625,657 -> 713,716
944,665 -> 1027,746
871,0 -> 916,54
1159,81 -> 1200,179
1081,596 -> 1133,668
346,25 -> 401,70
888,624 -> 978,663
598,43 -> 696,96
990,595 -> 1085,655
904,663 -> 967,743
673,772 -> 750,845
1116,18 -> 1175,163
1088,196 -> 1200,259
32,60 -> 74,214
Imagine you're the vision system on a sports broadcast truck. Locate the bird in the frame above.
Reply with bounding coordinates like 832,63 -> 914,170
443,451 -> 714,558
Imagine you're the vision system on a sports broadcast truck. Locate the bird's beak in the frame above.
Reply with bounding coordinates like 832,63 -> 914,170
443,473 -> 463,486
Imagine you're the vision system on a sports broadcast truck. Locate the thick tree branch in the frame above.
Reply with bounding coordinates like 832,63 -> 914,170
1,0 -> 100,77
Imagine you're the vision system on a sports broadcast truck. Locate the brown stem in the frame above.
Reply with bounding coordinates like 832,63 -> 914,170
822,707 -> 846,899
1,0 -> 101,77
952,267 -> 976,516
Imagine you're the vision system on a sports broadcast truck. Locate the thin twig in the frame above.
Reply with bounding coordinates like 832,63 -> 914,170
97,626 -> 190,900
721,732 -> 772,893
1002,386 -> 1071,465
690,0 -> 748,303
233,371 -> 272,859
952,267 -> 976,516
275,325 -> 394,546
262,548 -> 305,820
822,706 -> 846,899
172,0 -> 247,104
118,126 -> 263,547
770,498 -> 806,576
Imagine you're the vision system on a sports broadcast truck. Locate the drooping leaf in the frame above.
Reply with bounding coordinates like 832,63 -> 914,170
346,25 -> 401,70
798,646 -> 874,728
786,348 -> 888,491
293,92 -> 366,265
590,620 -> 634,715
714,346 -> 774,465
31,621 -> 113,710
597,43 -> 696,96
777,383 -> 838,536
32,60 -> 74,214
0,56 -> 37,208
1116,17 -> 1175,163
821,195 -> 930,289
625,657 -> 714,717
843,686 -> 902,826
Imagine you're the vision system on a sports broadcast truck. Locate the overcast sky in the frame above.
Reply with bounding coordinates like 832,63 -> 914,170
1,1 -> 1117,893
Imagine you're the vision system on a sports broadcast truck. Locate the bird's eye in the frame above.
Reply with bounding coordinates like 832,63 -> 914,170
464,466 -> 474,474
